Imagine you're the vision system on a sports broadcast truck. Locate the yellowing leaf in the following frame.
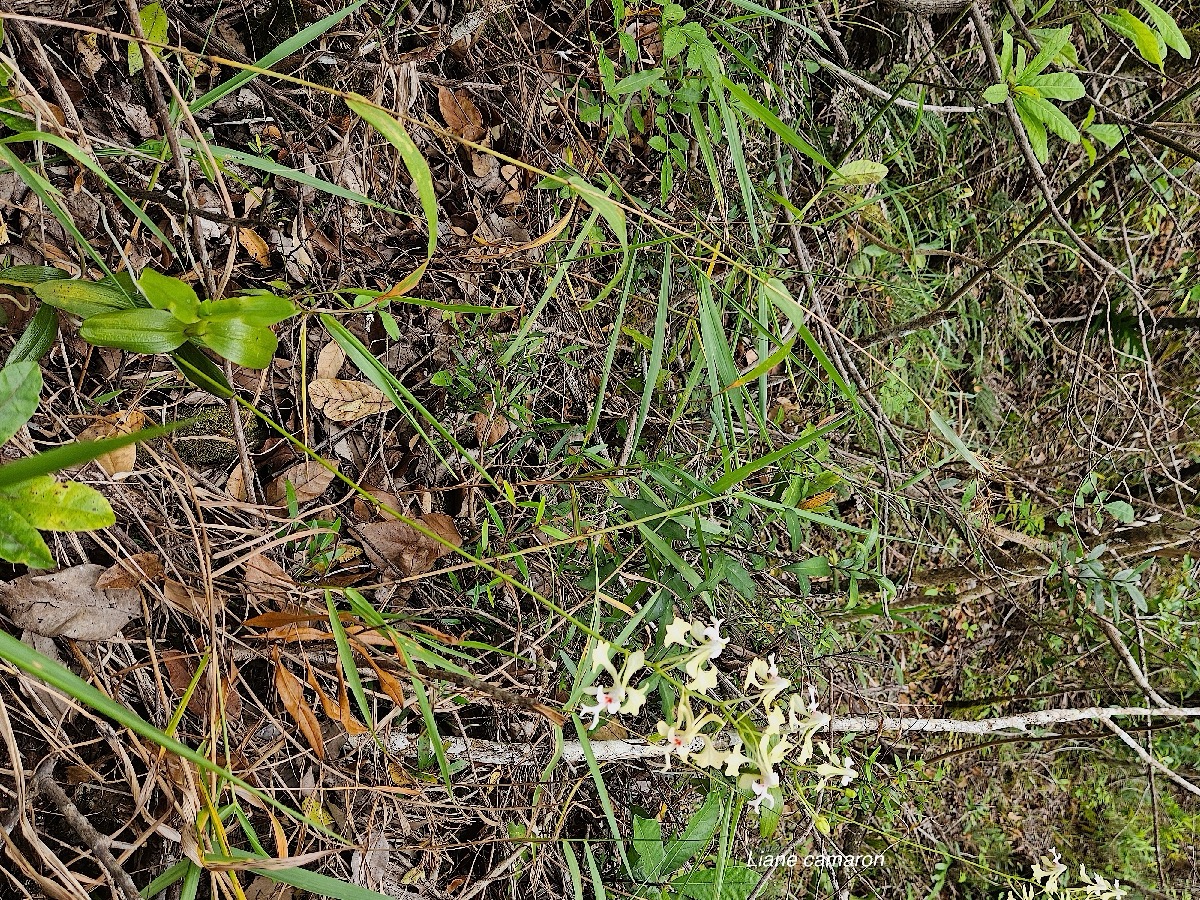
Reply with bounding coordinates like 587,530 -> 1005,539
128,2 -> 169,76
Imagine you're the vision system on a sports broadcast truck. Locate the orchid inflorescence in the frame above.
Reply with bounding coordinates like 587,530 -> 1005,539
577,615 -> 858,814
1004,850 -> 1126,900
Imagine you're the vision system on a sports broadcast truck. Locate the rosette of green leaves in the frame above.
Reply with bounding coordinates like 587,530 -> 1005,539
33,268 -> 296,370
982,27 -> 1086,163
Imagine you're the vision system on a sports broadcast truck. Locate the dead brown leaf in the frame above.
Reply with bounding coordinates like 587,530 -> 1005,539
308,378 -> 388,423
163,578 -> 220,619
315,341 -> 346,380
473,412 -> 510,448
437,87 -> 486,142
273,648 -> 325,759
355,514 -> 461,576
0,565 -> 140,640
226,465 -> 248,501
238,228 -> 271,266
244,553 -> 296,607
305,664 -> 368,737
162,651 -> 209,717
96,551 -> 163,590
77,409 -> 146,476
266,460 -> 338,506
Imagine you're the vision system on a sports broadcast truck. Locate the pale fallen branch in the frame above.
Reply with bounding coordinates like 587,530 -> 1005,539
1101,715 -> 1200,798
351,706 -> 1200,766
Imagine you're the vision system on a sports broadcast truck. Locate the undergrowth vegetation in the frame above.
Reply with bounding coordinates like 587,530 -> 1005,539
0,0 -> 1198,898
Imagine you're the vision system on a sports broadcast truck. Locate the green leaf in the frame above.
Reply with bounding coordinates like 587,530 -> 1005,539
671,863 -> 760,900
614,68 -> 664,94
199,293 -> 296,326
0,496 -> 54,568
7,304 -> 58,365
1105,9 -> 1165,70
346,95 -> 438,288
565,175 -> 629,303
1136,0 -> 1191,58
1087,123 -> 1125,148
760,278 -> 856,402
1013,96 -> 1049,162
138,268 -> 200,323
0,359 -> 41,445
0,476 -> 115,531
128,2 -> 169,77
171,343 -> 234,398
35,278 -> 136,318
829,159 -> 888,187
662,26 -> 687,60
1000,30 -> 1014,77
80,308 -> 186,355
1020,95 -> 1080,143
982,82 -> 1010,104
0,422 -> 181,490
0,265 -> 70,288
928,408 -> 990,475
1016,25 -> 1074,80
1104,500 -> 1136,524
325,593 -> 373,729
194,317 -> 278,369
1024,72 -> 1085,101
662,2 -> 686,26
632,815 -> 666,880
723,79 -> 833,172
659,793 -> 723,877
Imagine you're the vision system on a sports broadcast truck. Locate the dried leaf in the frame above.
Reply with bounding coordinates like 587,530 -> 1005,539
238,228 -> 271,266
226,465 -> 248,501
473,412 -> 509,448
305,664 -> 367,736
0,564 -> 140,640
162,650 -> 208,717
243,553 -> 296,606
361,652 -> 407,708
354,513 -> 462,576
437,87 -> 485,142
351,827 -> 392,892
273,648 -> 324,759
96,551 -> 163,590
163,578 -> 218,619
314,341 -> 346,380
308,378 -> 388,422
266,459 -> 338,506
77,409 -> 146,476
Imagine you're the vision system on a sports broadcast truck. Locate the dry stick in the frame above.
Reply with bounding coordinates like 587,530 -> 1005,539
814,56 -> 977,114
31,758 -> 141,900
1094,615 -> 1171,709
1100,716 -> 1200,798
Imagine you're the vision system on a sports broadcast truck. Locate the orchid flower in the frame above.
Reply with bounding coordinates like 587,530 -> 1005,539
744,655 -> 790,707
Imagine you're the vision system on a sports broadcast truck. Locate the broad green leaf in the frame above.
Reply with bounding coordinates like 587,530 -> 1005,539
80,308 -> 186,354
346,96 -> 438,286
0,265 -> 70,287
659,793 -> 723,877
139,268 -> 200,323
829,159 -> 888,187
171,343 -> 234,398
200,293 -> 296,326
1000,30 -> 1014,77
35,278 -> 136,318
929,408 -> 990,475
723,79 -> 833,172
1024,72 -> 1085,101
0,476 -> 115,531
1087,123 -> 1125,148
1016,25 -> 1073,80
0,496 -> 54,568
672,863 -> 760,900
0,359 -> 40,445
1020,95 -> 1080,143
1014,96 -> 1049,162
1105,9 -> 1165,70
614,68 -> 664,94
662,25 -> 687,59
194,317 -> 278,368
632,815 -> 666,880
128,2 -> 168,76
1137,0 -> 1191,58
7,304 -> 58,365
982,82 -> 1009,104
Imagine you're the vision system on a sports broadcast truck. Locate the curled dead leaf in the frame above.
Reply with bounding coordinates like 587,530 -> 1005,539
437,86 -> 485,142
314,341 -> 346,380
238,228 -> 272,266
273,648 -> 325,759
243,553 -> 296,607
0,564 -> 140,640
473,411 -> 510,448
96,550 -> 163,590
77,409 -> 146,476
354,513 -> 462,576
308,378 -> 388,422
266,459 -> 338,507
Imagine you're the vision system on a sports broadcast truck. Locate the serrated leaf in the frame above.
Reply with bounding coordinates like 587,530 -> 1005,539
632,815 -> 665,880
659,793 -> 722,877
80,308 -> 186,354
662,26 -> 687,60
982,82 -> 1009,104
1136,0 -> 1191,58
128,2 -> 168,77
614,68 -> 664,94
0,496 -> 54,568
0,360 -> 40,446
0,476 -> 114,530
1025,72 -> 1086,101
139,268 -> 200,323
